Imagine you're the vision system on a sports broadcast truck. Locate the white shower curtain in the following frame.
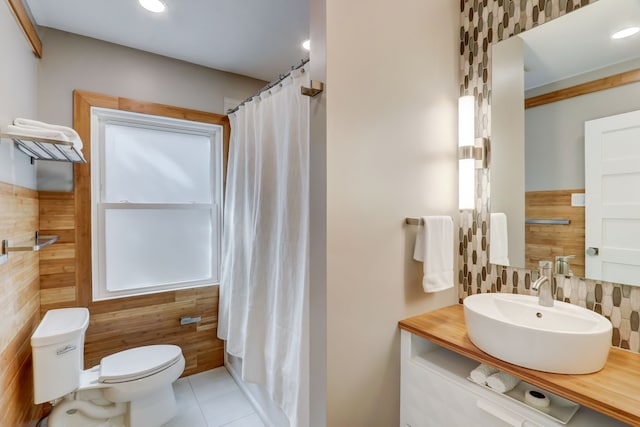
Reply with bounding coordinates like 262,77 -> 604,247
218,65 -> 309,427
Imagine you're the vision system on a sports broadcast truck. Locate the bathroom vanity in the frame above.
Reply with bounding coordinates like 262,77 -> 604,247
399,305 -> 639,426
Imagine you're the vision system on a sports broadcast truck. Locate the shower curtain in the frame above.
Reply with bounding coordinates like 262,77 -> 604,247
218,65 -> 309,427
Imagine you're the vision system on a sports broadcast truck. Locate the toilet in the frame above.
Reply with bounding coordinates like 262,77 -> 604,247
31,307 -> 185,427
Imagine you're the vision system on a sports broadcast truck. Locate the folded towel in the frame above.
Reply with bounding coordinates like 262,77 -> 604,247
490,212 -> 510,266
413,215 -> 454,292
487,371 -> 520,393
470,363 -> 499,385
5,125 -> 69,142
14,118 -> 83,149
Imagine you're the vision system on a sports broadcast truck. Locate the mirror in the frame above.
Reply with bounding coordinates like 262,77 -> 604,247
491,0 -> 640,286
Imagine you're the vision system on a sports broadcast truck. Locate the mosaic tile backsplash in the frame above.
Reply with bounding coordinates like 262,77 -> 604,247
457,0 -> 640,354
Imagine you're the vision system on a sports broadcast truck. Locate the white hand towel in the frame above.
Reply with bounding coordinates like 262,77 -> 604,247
13,118 -> 83,149
469,363 -> 499,385
487,371 -> 520,393
490,212 -> 510,266
413,215 -> 454,292
5,124 -> 69,142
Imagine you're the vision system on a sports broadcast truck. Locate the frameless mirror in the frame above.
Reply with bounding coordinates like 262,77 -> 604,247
490,0 -> 640,286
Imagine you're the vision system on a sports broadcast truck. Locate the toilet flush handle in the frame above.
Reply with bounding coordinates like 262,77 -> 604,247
56,344 -> 77,355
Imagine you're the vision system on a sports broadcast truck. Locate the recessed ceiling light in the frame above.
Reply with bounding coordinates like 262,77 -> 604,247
139,0 -> 166,13
302,39 -> 310,51
612,26 -> 639,40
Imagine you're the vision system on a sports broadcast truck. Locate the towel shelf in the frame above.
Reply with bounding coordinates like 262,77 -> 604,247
0,132 -> 86,163
0,232 -> 59,266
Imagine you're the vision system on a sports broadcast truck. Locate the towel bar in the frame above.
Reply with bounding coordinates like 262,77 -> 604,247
525,219 -> 570,225
0,231 -> 59,266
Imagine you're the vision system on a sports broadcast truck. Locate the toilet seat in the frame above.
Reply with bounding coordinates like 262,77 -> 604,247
99,345 -> 182,384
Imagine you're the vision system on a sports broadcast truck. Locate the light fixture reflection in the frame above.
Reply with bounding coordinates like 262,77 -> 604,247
139,0 -> 166,13
612,27 -> 639,39
458,95 -> 475,210
302,39 -> 311,51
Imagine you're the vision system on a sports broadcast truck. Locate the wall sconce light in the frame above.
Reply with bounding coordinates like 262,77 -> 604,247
458,95 -> 489,210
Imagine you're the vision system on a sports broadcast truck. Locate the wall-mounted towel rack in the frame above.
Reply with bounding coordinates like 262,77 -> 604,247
0,132 -> 86,163
525,219 -> 570,225
405,217 -> 424,226
0,231 -> 59,266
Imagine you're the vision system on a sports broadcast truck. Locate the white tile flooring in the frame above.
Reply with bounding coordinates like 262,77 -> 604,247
163,366 -> 265,427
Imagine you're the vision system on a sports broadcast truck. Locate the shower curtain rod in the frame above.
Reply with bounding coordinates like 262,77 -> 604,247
226,57 -> 310,114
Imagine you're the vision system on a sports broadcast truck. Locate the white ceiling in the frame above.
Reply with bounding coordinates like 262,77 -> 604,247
520,0 -> 640,89
24,0 -> 309,82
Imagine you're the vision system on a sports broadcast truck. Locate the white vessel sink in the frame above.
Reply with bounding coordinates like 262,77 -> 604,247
463,293 -> 612,374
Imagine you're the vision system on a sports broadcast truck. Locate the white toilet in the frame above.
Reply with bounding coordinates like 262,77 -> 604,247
31,307 -> 185,427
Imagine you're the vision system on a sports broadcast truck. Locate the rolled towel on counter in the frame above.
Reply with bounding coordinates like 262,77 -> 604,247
487,371 -> 521,393
469,363 -> 499,385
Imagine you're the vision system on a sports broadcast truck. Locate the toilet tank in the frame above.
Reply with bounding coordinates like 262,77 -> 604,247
31,308 -> 90,404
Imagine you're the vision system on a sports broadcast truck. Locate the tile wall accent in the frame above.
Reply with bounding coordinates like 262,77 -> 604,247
457,0 -> 640,354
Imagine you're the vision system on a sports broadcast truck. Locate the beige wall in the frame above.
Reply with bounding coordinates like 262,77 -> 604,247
322,0 -> 459,425
35,28 -> 266,191
308,0 -> 327,422
525,80 -> 640,191
37,27 -> 265,125
0,2 -> 38,189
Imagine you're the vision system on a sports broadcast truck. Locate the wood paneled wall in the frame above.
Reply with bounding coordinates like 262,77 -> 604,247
0,181 -> 43,426
38,90 -> 228,375
525,189 -> 585,277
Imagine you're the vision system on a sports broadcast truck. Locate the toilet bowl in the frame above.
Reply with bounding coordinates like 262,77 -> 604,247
31,308 -> 185,427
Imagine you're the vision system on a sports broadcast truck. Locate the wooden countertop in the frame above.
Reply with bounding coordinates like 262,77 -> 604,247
399,304 -> 640,426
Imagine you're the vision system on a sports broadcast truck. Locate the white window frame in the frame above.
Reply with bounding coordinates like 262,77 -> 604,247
90,107 -> 223,301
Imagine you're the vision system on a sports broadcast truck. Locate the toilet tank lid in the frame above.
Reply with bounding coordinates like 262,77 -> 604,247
31,308 -> 90,348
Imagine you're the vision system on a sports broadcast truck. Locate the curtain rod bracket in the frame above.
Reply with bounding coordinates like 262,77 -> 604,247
301,81 -> 324,97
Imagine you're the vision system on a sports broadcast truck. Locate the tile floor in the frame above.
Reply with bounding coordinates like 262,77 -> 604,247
163,366 -> 265,427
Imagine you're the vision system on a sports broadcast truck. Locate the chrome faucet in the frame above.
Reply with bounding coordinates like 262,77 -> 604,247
555,255 -> 576,276
532,261 -> 554,307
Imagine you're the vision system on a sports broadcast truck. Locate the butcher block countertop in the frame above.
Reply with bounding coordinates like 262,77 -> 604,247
399,304 -> 640,426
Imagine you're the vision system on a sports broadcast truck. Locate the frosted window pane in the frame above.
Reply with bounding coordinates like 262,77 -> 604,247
104,124 -> 212,203
105,209 -> 215,291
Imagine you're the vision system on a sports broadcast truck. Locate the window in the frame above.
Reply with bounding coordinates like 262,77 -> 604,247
90,107 -> 223,300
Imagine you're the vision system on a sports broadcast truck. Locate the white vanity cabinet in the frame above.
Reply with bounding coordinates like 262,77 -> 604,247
400,330 -> 627,427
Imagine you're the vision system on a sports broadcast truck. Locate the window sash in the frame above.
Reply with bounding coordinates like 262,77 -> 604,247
103,123 -> 214,204
90,107 -> 223,301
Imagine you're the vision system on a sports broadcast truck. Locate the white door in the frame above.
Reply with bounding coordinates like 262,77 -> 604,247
585,109 -> 640,285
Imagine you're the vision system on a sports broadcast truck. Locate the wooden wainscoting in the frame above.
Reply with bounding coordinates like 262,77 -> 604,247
38,191 -> 224,371
0,181 -> 43,426
37,90 -> 228,376
525,189 -> 585,277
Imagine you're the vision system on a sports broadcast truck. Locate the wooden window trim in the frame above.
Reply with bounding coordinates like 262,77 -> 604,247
73,90 -> 230,307
525,68 -> 640,109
